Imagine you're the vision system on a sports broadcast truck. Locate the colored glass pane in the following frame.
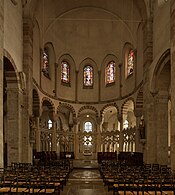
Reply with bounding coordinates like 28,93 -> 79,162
42,48 -> 49,77
106,61 -> 115,84
127,50 -> 134,76
61,61 -> 70,83
48,119 -> 52,129
84,121 -> 92,132
84,66 -> 93,86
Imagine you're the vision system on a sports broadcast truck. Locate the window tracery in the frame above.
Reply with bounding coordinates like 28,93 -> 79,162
84,65 -> 93,87
61,61 -> 70,84
42,48 -> 50,77
106,61 -> 115,85
84,121 -> 92,132
127,50 -> 134,76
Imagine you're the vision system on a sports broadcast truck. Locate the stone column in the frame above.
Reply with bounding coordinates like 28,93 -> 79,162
74,121 -> 79,159
118,114 -> 124,151
170,0 -> 175,170
134,110 -> 142,152
52,121 -> 57,151
0,0 -> 4,168
75,71 -> 78,101
98,70 -> 101,101
22,17 -> 33,163
96,117 -> 102,153
35,117 -> 40,152
135,116 -> 141,152
118,64 -> 122,98
155,91 -> 169,165
6,79 -> 22,165
142,17 -> 155,163
144,93 -> 157,164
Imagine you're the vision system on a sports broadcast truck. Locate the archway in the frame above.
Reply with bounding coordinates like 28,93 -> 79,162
150,49 -> 170,165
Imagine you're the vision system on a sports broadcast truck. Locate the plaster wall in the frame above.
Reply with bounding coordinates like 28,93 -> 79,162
4,1 -> 23,71
33,0 -> 143,103
33,20 -> 41,84
153,1 -> 170,59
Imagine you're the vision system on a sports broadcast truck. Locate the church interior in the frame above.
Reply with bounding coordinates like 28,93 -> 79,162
0,0 -> 175,194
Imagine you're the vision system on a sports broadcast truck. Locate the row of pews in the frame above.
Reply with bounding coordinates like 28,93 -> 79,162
99,160 -> 175,195
0,161 -> 71,194
98,152 -> 143,166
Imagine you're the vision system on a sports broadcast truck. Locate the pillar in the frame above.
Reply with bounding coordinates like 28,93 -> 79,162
170,0 -> 175,170
135,110 -> 142,152
52,121 -> 57,151
135,116 -> 141,152
6,79 -> 22,165
118,64 -> 122,98
96,117 -> 102,153
98,71 -> 101,101
0,0 -> 4,168
35,117 -> 41,152
74,121 -> 79,159
155,91 -> 169,165
144,94 -> 157,163
143,16 -> 155,163
22,17 -> 33,163
118,114 -> 124,152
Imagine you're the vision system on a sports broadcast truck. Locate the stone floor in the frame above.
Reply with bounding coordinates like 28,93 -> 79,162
60,168 -> 113,195
72,159 -> 99,169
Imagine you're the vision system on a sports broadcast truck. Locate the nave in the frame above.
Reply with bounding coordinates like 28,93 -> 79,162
60,168 -> 112,195
1,159 -> 175,195
61,160 -> 175,195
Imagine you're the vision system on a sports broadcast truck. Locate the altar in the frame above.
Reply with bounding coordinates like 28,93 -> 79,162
83,149 -> 93,160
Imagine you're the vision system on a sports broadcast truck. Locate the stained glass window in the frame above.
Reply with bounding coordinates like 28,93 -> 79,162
84,121 -> 92,132
48,119 -> 52,129
84,136 -> 92,145
106,61 -> 115,84
84,65 -> 93,86
127,50 -> 134,76
61,61 -> 70,84
42,48 -> 49,77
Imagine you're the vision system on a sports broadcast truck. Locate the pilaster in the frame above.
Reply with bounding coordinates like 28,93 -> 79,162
35,117 -> 40,152
118,114 -> 124,151
22,17 -> 33,162
135,114 -> 142,152
52,121 -> 57,151
6,80 -> 22,165
143,17 -> 155,163
96,120 -> 101,153
155,91 -> 169,165
170,0 -> 175,170
0,0 -> 4,168
74,121 -> 79,159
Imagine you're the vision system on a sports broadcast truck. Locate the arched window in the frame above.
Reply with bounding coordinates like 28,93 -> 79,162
48,119 -> 52,129
84,121 -> 92,132
83,65 -> 93,87
123,119 -> 129,129
127,49 -> 134,77
106,61 -> 115,84
61,61 -> 70,84
42,47 -> 49,77
84,121 -> 93,146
